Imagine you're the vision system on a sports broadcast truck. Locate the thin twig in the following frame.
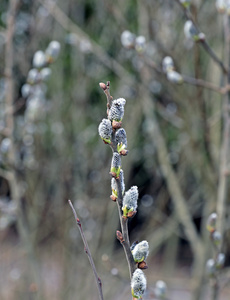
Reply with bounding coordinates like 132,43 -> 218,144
68,200 -> 104,300
115,178 -> 136,279
144,55 -> 225,94
99,81 -> 113,109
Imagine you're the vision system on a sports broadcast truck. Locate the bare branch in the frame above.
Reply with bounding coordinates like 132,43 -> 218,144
68,200 -> 104,300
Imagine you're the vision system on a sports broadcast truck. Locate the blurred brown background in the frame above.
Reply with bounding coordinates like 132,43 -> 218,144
0,0 -> 230,299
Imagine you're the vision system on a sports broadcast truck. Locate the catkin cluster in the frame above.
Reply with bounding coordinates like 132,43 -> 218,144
98,86 -> 150,299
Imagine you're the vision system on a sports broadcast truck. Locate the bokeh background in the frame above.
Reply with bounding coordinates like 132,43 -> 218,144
0,0 -> 230,299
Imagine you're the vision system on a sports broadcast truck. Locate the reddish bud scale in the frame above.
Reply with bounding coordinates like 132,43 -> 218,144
138,261 -> 148,269
112,120 -> 122,129
110,195 -> 117,202
116,230 -> 124,243
99,82 -> 107,90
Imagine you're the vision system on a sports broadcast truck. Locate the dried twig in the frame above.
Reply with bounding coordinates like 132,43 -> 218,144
68,200 -> 104,300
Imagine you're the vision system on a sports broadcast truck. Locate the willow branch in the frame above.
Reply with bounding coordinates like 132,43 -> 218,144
143,55 -> 225,94
175,0 -> 228,74
115,178 -> 136,279
68,200 -> 104,300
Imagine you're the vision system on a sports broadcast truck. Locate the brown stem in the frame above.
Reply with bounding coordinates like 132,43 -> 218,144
68,200 -> 104,300
115,178 -> 136,279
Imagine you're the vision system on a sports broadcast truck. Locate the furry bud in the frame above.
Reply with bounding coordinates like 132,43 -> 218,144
115,128 -> 128,155
131,269 -> 147,299
110,152 -> 121,178
108,98 -> 126,122
135,36 -> 146,53
162,56 -> 174,73
111,169 -> 125,200
167,70 -> 183,84
216,253 -> 225,268
98,119 -> 113,144
206,213 -> 217,233
212,231 -> 222,246
216,0 -> 227,13
155,280 -> 167,299
27,69 -> 40,85
33,50 -> 46,69
184,20 -> 198,40
21,84 -> 31,98
40,68 -> 52,81
206,259 -> 216,277
122,186 -> 138,218
132,240 -> 149,263
121,30 -> 136,49
45,41 -> 61,63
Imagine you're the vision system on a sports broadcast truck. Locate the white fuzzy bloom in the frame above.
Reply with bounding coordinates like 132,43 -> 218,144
162,56 -> 174,73
167,70 -> 183,84
121,30 -> 136,49
21,84 -> 31,98
123,186 -> 138,211
206,259 -> 216,276
135,35 -> 146,52
212,231 -> 222,246
216,253 -> 225,268
98,119 -> 113,141
108,98 -> 126,122
216,0 -> 227,13
111,152 -> 121,169
184,20 -> 198,40
115,128 -> 127,148
27,68 -> 39,85
33,50 -> 46,69
45,41 -> 61,62
206,212 -> 217,232
25,97 -> 45,122
111,169 -> 125,194
131,269 -> 147,299
155,280 -> 167,299
0,138 -> 11,153
40,68 -> 52,81
132,240 -> 149,262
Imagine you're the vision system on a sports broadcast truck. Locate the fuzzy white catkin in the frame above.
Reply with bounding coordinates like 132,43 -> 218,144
184,20 -> 198,40
206,259 -> 216,276
216,0 -> 227,13
135,35 -> 146,52
132,240 -> 149,262
155,280 -> 167,298
108,98 -> 126,122
111,152 -> 121,169
45,41 -> 61,61
162,56 -> 174,73
40,68 -> 52,81
111,169 -> 125,193
33,50 -> 46,69
123,186 -> 138,211
167,70 -> 183,84
121,30 -> 136,48
98,119 -> 113,140
216,253 -> 225,268
115,128 -> 127,147
131,269 -> 147,298
27,69 -> 39,85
